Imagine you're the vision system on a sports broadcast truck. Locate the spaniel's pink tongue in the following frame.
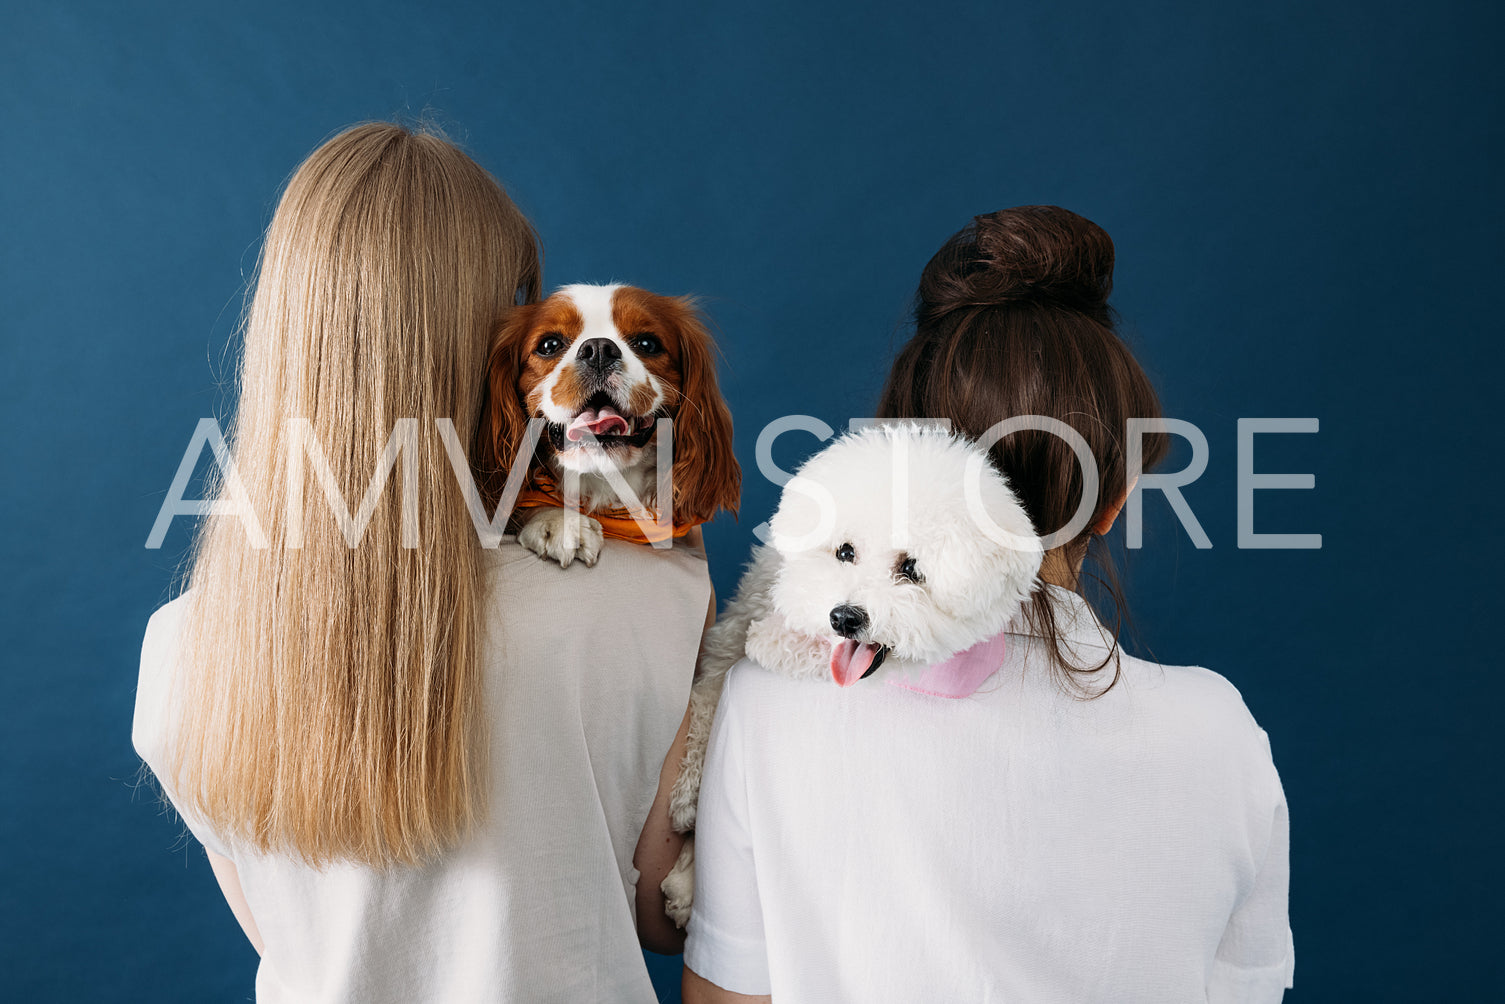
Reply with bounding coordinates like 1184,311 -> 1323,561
566,406 -> 630,442
830,639 -> 883,687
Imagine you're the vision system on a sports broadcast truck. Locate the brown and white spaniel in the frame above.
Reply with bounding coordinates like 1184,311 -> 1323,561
484,283 -> 740,566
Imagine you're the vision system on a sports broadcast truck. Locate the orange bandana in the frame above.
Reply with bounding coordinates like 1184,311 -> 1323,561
510,468 -> 700,545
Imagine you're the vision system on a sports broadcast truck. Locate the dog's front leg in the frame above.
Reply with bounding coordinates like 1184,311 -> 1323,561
517,507 -> 605,568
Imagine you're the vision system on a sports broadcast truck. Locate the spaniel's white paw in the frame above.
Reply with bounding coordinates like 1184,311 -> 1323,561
517,508 -> 604,568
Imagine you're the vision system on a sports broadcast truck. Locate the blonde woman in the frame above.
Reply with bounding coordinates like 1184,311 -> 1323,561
134,123 -> 712,1001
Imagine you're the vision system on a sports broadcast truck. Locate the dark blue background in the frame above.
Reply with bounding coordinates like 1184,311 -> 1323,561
3,1 -> 1499,1000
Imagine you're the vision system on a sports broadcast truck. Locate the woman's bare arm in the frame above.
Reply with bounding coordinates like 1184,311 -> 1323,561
683,965 -> 771,1004
633,582 -> 717,953
634,701 -> 693,954
207,849 -> 265,956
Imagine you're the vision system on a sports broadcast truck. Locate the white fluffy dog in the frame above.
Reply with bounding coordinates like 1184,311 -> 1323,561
662,423 -> 1043,926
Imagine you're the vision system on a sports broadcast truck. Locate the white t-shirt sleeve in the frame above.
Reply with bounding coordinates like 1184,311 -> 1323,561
132,599 -> 234,860
1207,729 -> 1295,1003
683,665 -> 772,996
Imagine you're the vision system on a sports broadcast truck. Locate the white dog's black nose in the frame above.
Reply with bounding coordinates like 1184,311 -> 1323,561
576,337 -> 622,373
829,604 -> 868,638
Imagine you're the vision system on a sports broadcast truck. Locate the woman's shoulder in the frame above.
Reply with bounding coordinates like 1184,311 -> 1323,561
1129,655 -> 1257,715
722,655 -> 788,694
714,656 -> 824,724
1118,652 -> 1278,771
480,535 -> 708,588
478,536 -> 711,634
133,593 -> 192,768
139,592 -> 193,688
142,592 -> 191,648
133,591 -> 238,858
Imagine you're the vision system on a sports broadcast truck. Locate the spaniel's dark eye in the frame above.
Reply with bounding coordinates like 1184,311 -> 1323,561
535,333 -> 566,357
835,542 -> 856,563
895,555 -> 924,584
629,333 -> 663,356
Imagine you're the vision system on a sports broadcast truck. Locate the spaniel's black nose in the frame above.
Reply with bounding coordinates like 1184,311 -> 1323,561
829,604 -> 869,638
576,338 -> 622,372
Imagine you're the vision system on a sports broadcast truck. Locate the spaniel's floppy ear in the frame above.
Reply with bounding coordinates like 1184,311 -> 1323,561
481,303 -> 538,505
662,296 -> 741,524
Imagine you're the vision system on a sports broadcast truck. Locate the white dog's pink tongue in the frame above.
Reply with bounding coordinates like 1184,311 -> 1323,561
566,406 -> 630,442
830,639 -> 882,687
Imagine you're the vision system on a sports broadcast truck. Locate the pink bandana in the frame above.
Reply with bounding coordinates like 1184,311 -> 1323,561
888,630 -> 1008,699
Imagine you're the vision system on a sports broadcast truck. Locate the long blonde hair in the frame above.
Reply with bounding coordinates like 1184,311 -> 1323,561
172,123 -> 540,867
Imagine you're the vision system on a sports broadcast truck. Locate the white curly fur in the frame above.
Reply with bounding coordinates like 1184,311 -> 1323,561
662,424 -> 1043,927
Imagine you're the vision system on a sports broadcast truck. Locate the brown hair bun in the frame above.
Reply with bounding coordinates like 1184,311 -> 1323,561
881,205 -> 1165,696
916,205 -> 1115,326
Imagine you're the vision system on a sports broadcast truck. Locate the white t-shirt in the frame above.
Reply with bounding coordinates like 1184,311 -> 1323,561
134,537 -> 710,1004
685,588 -> 1293,1003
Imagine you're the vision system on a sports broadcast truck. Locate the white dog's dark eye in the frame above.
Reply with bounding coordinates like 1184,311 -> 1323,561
629,333 -> 663,356
535,333 -> 566,357
835,542 -> 856,563
895,555 -> 924,584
